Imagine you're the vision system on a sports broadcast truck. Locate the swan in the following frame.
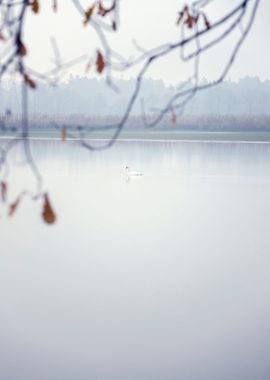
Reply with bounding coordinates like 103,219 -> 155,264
125,166 -> 143,177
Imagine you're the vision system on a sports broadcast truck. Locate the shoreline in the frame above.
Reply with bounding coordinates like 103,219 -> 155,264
1,131 -> 270,144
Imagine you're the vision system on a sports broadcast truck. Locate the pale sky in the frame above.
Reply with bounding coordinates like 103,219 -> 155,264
23,0 -> 270,84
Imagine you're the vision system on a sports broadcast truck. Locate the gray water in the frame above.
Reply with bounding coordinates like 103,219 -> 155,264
1,140 -> 270,380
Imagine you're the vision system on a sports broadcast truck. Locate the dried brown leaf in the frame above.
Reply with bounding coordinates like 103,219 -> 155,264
18,42 -> 27,57
0,181 -> 7,202
176,5 -> 188,26
31,0 -> 39,14
8,197 -> 21,217
97,2 -> 109,16
176,12 -> 184,26
23,74 -> 37,89
42,193 -> 57,224
84,6 -> 95,25
185,14 -> 194,28
96,50 -> 105,74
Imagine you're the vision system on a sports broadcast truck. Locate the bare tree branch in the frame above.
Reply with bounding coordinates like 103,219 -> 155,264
0,0 -> 261,222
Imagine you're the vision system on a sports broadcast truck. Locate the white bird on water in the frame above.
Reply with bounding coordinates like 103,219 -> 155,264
125,166 -> 143,177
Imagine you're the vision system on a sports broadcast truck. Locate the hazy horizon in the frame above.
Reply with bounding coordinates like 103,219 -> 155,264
1,76 -> 270,119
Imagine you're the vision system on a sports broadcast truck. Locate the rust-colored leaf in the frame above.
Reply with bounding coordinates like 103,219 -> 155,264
31,0 -> 39,14
176,5 -> 188,26
23,74 -> 37,89
42,193 -> 57,224
18,41 -> 27,57
176,12 -> 184,25
185,14 -> 194,29
8,197 -> 21,217
177,5 -> 199,29
97,1 -> 115,17
83,6 -> 95,26
98,2 -> 107,16
61,126 -> 67,142
96,50 -> 105,74
0,181 -> 7,202
0,32 -> 6,42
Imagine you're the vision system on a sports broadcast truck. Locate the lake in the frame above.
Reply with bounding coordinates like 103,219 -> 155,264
0,139 -> 270,380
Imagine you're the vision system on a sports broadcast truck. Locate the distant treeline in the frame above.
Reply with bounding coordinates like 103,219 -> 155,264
1,76 -> 270,116
1,76 -> 270,132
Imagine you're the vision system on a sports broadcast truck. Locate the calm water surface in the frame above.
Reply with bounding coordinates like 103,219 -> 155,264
1,140 -> 270,380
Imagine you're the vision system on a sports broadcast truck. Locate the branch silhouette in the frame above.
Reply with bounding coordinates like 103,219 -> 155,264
0,0 -> 261,222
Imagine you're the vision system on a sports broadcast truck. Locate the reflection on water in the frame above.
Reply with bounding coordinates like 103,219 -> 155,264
1,140 -> 270,380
